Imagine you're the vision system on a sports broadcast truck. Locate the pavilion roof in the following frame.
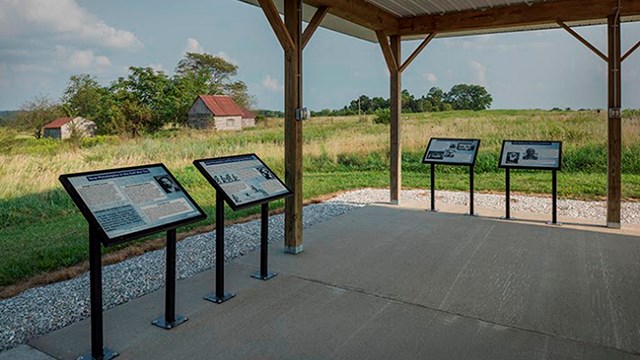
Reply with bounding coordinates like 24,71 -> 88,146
239,0 -> 640,42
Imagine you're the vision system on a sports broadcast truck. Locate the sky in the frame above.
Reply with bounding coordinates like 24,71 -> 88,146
1,0 -> 640,111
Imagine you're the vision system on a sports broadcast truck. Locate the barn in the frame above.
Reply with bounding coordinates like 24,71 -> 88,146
188,95 -> 256,130
42,117 -> 97,140
241,107 -> 256,128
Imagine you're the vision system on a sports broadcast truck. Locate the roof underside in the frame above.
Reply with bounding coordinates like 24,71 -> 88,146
367,0 -> 551,17
239,0 -> 640,42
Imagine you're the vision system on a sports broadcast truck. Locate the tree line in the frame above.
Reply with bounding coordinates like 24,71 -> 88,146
313,84 -> 492,117
10,53 -> 253,138
7,58 -> 491,138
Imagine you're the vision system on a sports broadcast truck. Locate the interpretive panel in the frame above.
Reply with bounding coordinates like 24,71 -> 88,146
422,138 -> 481,166
60,164 -> 206,246
499,140 -> 562,170
193,154 -> 292,210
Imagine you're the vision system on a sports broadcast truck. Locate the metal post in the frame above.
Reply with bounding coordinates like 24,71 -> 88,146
251,203 -> 277,280
205,192 -> 235,303
549,170 -> 560,225
79,227 -> 117,360
165,229 -> 176,323
504,168 -> 512,220
468,166 -> 475,216
152,229 -> 187,329
430,163 -> 436,211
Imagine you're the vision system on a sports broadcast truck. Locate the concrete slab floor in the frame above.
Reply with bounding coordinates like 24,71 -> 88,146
0,345 -> 55,360
26,204 -> 640,359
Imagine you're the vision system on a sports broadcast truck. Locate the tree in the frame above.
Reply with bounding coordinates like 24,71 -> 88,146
347,95 -> 372,114
401,89 -> 415,113
425,87 -> 445,111
110,67 -> 171,135
444,84 -> 492,111
16,96 -> 63,138
175,52 -> 254,109
370,96 -> 389,111
176,52 -> 237,90
61,74 -> 112,133
225,80 -> 253,109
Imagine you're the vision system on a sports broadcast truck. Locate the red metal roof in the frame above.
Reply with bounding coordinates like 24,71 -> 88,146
199,95 -> 244,117
43,117 -> 73,129
241,107 -> 256,119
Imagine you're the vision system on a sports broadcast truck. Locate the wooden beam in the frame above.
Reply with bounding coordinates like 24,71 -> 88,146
305,0 -> 398,32
284,0 -> 304,252
622,39 -> 640,62
607,14 -> 622,228
557,21 -> 608,62
302,6 -> 329,49
395,0 -> 640,37
258,0 -> 296,53
376,30 -> 398,73
398,32 -> 436,73
390,35 -> 401,203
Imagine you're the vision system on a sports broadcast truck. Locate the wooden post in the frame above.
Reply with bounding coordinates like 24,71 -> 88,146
378,33 -> 434,205
284,0 -> 304,253
607,14 -> 622,228
390,35 -> 401,203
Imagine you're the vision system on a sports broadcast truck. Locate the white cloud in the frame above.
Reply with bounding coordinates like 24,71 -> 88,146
149,63 -> 166,72
183,38 -> 236,64
0,0 -> 142,49
0,63 -> 10,89
423,72 -> 438,83
11,64 -> 52,73
445,34 -> 493,50
470,60 -> 487,86
262,74 -> 283,92
184,38 -> 205,54
68,49 -> 112,70
215,51 -> 236,64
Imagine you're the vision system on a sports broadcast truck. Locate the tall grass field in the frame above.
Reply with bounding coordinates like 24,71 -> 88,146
1,110 -> 639,290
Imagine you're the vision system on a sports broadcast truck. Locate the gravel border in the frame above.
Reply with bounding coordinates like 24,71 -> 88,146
1,188 -> 638,352
0,199 -> 363,352
336,188 -> 640,224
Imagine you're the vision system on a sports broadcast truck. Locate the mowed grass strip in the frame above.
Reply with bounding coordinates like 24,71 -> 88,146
1,110 -> 639,289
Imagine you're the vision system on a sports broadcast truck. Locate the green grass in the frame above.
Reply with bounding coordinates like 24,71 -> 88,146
1,109 -> 639,287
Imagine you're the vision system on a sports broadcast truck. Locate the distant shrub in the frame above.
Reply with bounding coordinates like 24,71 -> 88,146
0,128 -> 17,154
623,109 -> 640,119
373,108 -> 391,124
81,135 -> 119,148
19,137 -> 61,156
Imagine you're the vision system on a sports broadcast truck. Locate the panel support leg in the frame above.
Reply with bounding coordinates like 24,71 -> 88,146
205,192 -> 235,303
429,164 -> 437,212
79,227 -> 118,360
466,166 -> 476,216
153,229 -> 187,329
547,170 -> 561,225
252,203 -> 277,280
502,169 -> 513,220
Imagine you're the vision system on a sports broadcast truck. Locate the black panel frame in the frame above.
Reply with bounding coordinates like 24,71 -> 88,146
193,153 -> 292,211
498,140 -> 563,171
421,138 -> 481,166
59,163 -> 207,247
